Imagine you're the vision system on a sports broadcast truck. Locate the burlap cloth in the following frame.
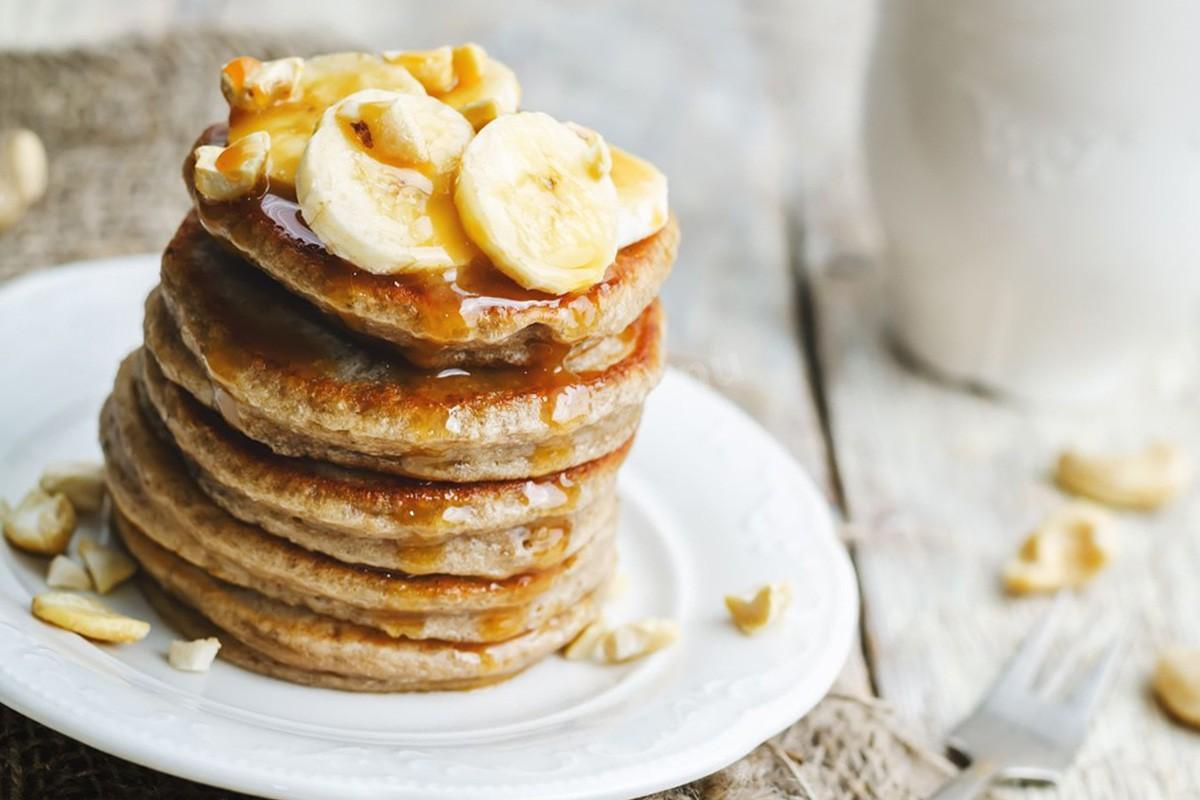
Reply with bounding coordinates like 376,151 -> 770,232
0,32 -> 946,799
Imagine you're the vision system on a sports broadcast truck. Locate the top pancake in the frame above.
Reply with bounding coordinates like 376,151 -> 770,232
186,124 -> 679,367
151,215 -> 664,481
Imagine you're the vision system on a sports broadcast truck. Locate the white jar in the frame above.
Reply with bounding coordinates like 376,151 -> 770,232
864,0 -> 1200,401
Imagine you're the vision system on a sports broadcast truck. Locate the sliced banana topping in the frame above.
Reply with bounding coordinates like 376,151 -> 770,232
567,125 -> 669,248
297,89 -> 477,273
1056,442 -> 1192,511
1003,503 -> 1117,594
456,112 -> 619,294
221,56 -> 304,112
725,582 -> 792,635
225,52 -> 426,190
193,131 -> 272,202
611,145 -> 669,247
382,46 -> 456,94
385,43 -> 521,130
461,97 -> 503,130
3,487 -> 75,556
169,637 -> 222,672
78,536 -> 138,594
46,555 -> 93,590
39,461 -> 106,513
31,592 -> 149,643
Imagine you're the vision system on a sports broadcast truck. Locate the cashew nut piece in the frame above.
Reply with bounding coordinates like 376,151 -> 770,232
1056,442 -> 1191,510
3,487 -> 75,555
1153,647 -> 1200,729
1003,503 -> 1116,594
725,582 -> 792,635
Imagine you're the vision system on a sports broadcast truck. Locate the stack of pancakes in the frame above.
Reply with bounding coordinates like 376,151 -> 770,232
99,126 -> 678,691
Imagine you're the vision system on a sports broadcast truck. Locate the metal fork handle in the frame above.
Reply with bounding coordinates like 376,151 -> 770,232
930,759 -> 1000,800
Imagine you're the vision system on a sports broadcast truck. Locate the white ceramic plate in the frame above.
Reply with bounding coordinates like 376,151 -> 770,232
0,256 -> 857,800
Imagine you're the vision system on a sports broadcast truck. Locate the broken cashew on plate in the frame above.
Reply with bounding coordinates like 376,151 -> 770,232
39,461 -> 106,513
78,536 -> 138,594
1153,647 -> 1200,730
169,638 -> 222,673
2,487 -> 75,555
46,555 -> 93,590
1003,503 -> 1116,594
1055,442 -> 1192,510
725,582 -> 792,635
31,592 -> 149,643
563,618 -> 679,664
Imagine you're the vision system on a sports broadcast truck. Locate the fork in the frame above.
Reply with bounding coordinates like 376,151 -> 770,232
930,595 -> 1125,799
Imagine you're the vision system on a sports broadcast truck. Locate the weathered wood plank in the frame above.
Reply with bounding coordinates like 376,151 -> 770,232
815,253 -> 1200,798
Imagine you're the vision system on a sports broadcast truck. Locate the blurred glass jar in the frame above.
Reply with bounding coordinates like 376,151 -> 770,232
864,0 -> 1200,401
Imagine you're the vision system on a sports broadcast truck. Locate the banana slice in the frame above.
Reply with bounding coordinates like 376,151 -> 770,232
31,592 -> 149,643
296,89 -> 477,273
455,112 -> 618,294
567,124 -> 669,249
225,52 -> 426,191
611,145 -> 669,247
382,46 -> 456,94
385,43 -> 521,130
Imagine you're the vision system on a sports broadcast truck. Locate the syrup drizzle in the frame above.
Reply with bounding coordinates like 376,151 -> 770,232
168,218 -> 640,438
190,125 -> 617,347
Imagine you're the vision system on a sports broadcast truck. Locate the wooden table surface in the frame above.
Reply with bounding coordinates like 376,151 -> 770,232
2,1 -> 1198,797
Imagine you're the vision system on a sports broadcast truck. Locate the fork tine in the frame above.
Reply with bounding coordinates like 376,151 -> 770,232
1039,615 -> 1105,697
991,592 -> 1069,694
1064,625 -> 1126,722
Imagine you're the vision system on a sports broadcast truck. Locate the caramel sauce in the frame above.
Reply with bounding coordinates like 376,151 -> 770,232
170,215 -> 638,443
477,607 -> 532,642
530,439 -> 575,475
525,518 -> 573,568
222,56 -> 259,90
172,215 -> 628,434
376,606 -> 525,643
190,125 -> 615,347
227,58 -> 421,190
214,135 -> 258,174
336,100 -> 478,266
395,538 -> 447,571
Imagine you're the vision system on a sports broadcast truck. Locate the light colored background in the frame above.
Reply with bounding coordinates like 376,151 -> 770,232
2,1 -> 1199,798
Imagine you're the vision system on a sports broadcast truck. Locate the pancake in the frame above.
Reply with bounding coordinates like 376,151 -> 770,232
132,354 -> 616,576
102,387 -> 616,641
140,579 -> 513,692
148,215 -> 663,481
186,124 -> 679,368
134,348 -> 625,547
127,539 -> 603,691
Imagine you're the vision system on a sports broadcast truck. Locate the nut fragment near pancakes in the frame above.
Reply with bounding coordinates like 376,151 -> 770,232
1003,503 -> 1117,594
92,42 -> 676,692
1055,442 -> 1192,511
3,487 -> 75,555
39,461 -> 106,513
